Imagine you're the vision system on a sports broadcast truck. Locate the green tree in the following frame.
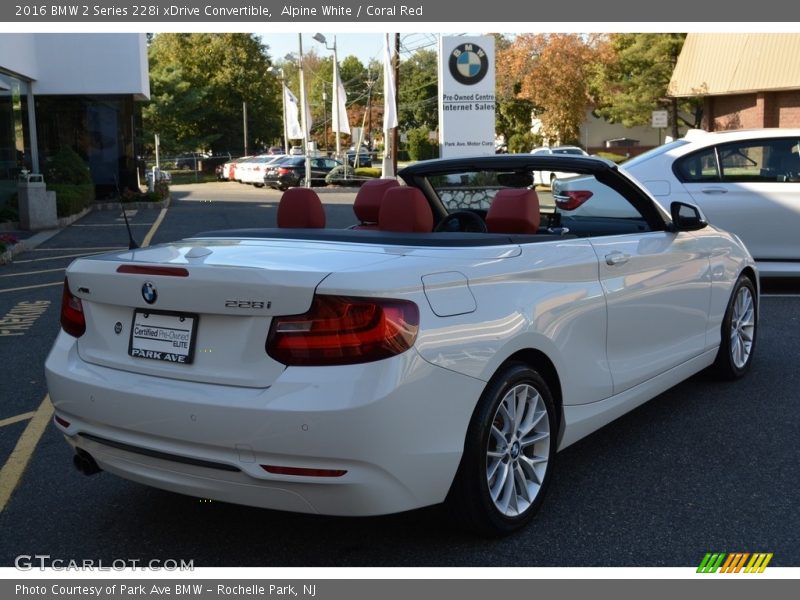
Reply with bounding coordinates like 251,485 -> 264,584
398,49 -> 438,131
590,33 -> 702,138
143,33 -> 281,156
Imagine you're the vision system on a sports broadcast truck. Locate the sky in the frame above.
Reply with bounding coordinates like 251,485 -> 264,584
259,32 -> 448,65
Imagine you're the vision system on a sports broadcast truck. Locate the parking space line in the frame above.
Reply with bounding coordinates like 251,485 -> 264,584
0,282 -> 62,294
0,267 -> 65,278
141,208 -> 167,247
0,412 -> 36,428
0,395 -> 53,513
0,203 -> 169,513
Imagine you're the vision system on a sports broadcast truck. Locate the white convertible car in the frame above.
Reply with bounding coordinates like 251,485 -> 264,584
46,155 -> 758,535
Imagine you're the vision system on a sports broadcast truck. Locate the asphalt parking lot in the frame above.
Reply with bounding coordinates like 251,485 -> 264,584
0,182 -> 798,567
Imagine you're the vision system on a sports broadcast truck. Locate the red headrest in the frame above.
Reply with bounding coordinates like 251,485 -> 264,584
485,188 -> 540,234
353,178 -> 399,225
378,187 -> 433,233
277,187 -> 326,228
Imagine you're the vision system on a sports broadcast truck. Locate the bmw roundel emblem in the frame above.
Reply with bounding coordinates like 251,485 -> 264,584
141,282 -> 158,304
448,43 -> 489,86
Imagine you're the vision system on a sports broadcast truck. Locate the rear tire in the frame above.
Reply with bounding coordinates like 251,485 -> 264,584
446,363 -> 557,536
712,274 -> 757,379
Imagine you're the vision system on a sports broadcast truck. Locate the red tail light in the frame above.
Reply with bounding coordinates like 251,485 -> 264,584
554,190 -> 593,211
277,167 -> 291,175
60,278 -> 86,338
267,295 -> 419,366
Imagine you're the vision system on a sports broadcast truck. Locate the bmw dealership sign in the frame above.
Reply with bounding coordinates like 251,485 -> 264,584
438,36 -> 496,158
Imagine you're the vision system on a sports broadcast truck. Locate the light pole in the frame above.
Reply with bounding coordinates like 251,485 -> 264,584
313,33 -> 342,163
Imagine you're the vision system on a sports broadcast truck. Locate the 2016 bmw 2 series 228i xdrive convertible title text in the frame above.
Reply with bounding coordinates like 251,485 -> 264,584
46,155 -> 758,535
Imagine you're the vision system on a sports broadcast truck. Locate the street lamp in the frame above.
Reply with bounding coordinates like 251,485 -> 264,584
313,33 -> 343,163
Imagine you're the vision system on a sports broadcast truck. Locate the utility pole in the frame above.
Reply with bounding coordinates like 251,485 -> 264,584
392,33 -> 400,176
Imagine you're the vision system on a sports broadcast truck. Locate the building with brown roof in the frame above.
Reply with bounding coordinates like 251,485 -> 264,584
668,33 -> 800,131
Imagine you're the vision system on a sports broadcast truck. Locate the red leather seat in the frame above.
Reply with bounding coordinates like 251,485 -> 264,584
378,187 -> 433,233
353,179 -> 399,229
485,188 -> 540,234
276,188 -> 326,228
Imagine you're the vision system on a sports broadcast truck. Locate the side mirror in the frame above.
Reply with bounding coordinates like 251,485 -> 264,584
670,201 -> 708,231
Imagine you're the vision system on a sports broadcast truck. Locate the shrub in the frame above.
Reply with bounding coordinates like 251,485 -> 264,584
406,127 -> 439,161
43,148 -> 95,217
50,183 -> 95,217
354,167 -> 381,179
44,147 -> 93,185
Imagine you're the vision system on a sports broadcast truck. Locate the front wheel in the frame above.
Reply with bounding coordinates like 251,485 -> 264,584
712,274 -> 757,379
446,363 -> 557,536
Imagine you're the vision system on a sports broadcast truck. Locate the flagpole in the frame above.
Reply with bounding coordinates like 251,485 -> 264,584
282,82 -> 289,155
298,33 -> 312,188
333,35 -> 341,164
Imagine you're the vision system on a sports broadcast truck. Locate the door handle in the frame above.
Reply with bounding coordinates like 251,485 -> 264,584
701,187 -> 728,194
605,252 -> 630,266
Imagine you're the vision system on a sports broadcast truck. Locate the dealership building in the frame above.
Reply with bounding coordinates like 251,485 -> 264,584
0,33 -> 149,206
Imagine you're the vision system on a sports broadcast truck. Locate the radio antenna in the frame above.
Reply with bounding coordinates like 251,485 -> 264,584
115,175 -> 139,249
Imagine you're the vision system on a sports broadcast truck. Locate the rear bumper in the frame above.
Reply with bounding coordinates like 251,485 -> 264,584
45,331 -> 484,516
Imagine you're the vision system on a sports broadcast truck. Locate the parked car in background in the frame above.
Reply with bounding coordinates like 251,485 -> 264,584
289,145 -> 304,156
219,156 -> 251,181
48,154 -> 757,535
346,147 -> 372,168
238,154 -> 286,187
263,156 -> 342,190
619,128 -> 800,277
530,146 -> 589,186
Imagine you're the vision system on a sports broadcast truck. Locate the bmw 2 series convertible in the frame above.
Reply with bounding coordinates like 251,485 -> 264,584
46,154 -> 758,535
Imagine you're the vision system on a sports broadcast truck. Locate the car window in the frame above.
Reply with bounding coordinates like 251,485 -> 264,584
426,169 -> 650,237
717,139 -> 800,183
428,170 -> 523,212
674,147 -> 719,182
552,174 -> 652,237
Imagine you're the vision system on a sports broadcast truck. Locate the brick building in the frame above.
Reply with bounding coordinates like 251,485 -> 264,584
668,34 -> 800,131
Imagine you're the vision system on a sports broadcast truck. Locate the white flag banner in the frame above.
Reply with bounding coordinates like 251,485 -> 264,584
332,59 -> 351,135
284,86 -> 304,140
382,33 -> 398,178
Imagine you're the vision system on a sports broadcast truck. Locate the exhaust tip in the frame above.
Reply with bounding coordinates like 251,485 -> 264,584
73,449 -> 101,476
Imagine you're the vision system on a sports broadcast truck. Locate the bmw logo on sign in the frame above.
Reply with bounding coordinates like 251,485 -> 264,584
448,43 -> 489,85
141,282 -> 158,305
